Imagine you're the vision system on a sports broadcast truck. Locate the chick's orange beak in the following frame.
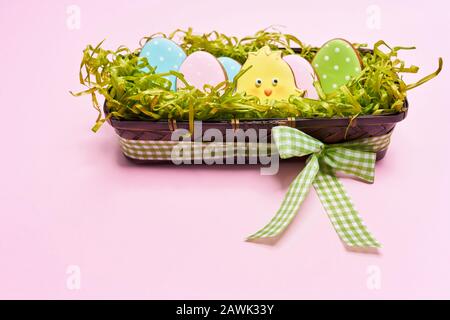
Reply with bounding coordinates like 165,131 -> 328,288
264,88 -> 272,96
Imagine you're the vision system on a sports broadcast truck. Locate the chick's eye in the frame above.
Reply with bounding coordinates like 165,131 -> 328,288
272,78 -> 279,86
255,79 -> 262,87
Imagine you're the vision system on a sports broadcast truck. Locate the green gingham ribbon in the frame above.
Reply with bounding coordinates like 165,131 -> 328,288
248,126 -> 392,248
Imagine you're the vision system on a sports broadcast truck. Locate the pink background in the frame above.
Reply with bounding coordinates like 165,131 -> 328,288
1,0 -> 449,299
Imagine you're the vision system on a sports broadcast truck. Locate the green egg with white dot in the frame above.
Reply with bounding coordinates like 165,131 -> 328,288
312,39 -> 362,94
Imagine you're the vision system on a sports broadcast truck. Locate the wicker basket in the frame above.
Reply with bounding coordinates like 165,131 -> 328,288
106,99 -> 408,164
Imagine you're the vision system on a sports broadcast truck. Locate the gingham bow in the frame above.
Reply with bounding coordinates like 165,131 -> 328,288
248,126 -> 392,248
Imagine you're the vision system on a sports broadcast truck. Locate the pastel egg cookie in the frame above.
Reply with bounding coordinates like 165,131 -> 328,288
218,57 -> 242,82
139,38 -> 187,91
176,51 -> 227,91
283,54 -> 319,99
236,46 -> 299,101
312,39 -> 362,94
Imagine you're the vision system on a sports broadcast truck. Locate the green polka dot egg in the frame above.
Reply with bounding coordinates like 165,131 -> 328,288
312,39 -> 362,94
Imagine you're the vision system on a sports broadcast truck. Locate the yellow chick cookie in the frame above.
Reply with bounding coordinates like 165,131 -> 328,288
237,46 -> 300,101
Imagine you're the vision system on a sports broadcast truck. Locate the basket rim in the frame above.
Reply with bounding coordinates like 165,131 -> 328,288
107,99 -> 408,129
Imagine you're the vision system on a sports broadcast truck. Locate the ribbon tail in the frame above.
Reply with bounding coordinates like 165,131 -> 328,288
313,171 -> 381,248
247,155 -> 320,240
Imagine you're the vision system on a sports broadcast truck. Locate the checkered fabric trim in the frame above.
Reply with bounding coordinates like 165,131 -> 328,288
118,137 -> 274,162
248,126 -> 392,248
248,154 -> 320,239
314,171 -> 380,248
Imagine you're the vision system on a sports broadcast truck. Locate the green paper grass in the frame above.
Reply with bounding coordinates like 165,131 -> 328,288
71,28 -> 443,132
